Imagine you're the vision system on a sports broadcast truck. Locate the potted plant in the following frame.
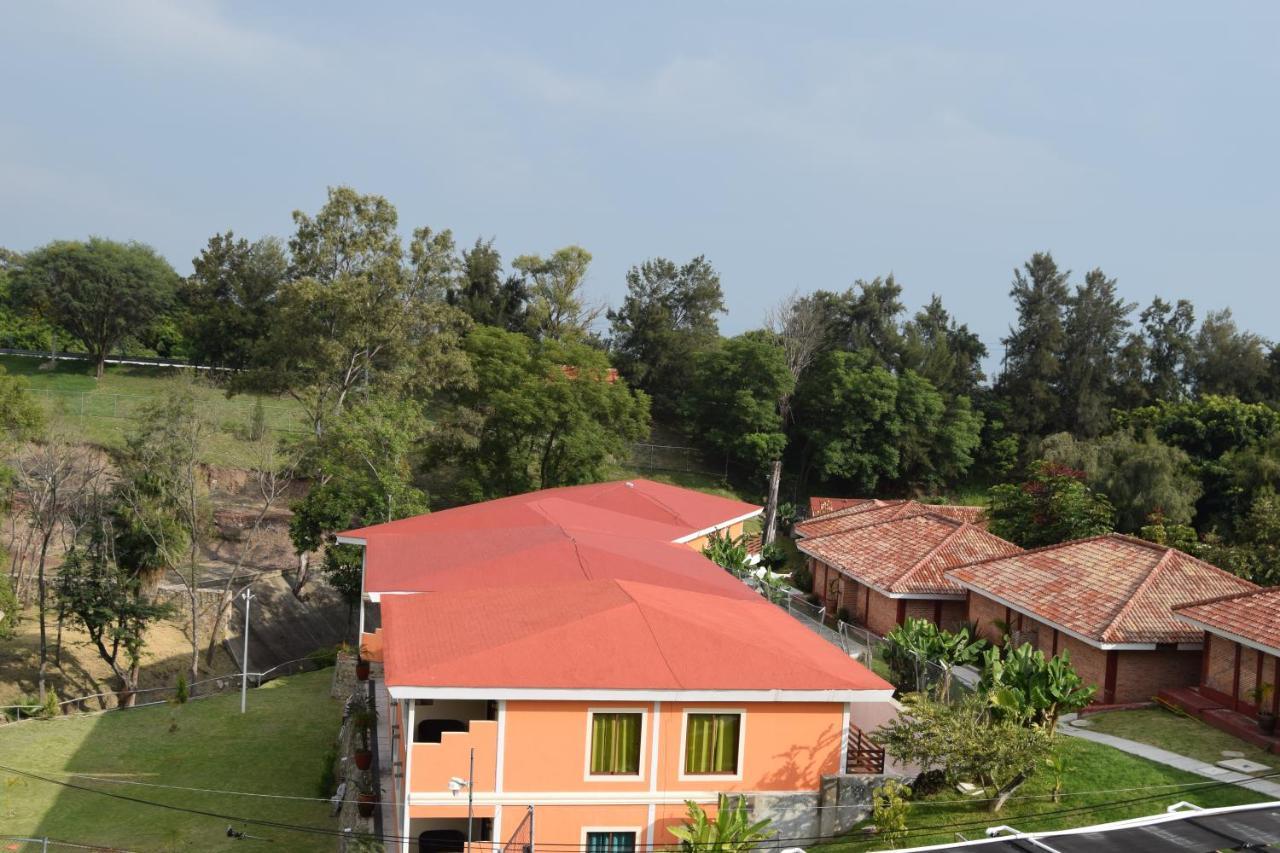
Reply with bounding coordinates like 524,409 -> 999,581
354,655 -> 371,682
1249,683 -> 1276,734
350,695 -> 377,770
354,771 -> 379,818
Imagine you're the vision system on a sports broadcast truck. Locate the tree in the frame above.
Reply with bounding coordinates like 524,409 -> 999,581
882,618 -> 984,698
997,252 -> 1070,439
815,276 -> 906,368
113,381 -> 212,686
290,396 -> 430,627
1040,430 -> 1201,533
901,295 -> 988,399
240,187 -> 472,437
55,514 -> 173,707
10,238 -> 178,378
1140,297 -> 1196,402
182,232 -> 286,370
1190,309 -> 1271,402
987,461 -> 1115,548
876,693 -> 1053,812
683,335 -> 792,478
0,249 -> 56,351
608,256 -> 726,417
516,246 -> 601,341
669,795 -> 775,853
1060,268 -> 1134,437
764,291 -> 831,424
1117,395 -> 1279,463
446,237 -> 528,331
432,326 -> 650,501
0,574 -> 19,640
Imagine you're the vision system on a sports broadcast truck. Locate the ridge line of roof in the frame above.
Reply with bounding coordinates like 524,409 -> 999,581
947,532 -> 1126,576
1098,546 -> 1176,642
797,504 -> 939,543
625,481 -> 694,527
891,519 -> 970,589
617,580 -> 693,690
1172,585 -> 1280,612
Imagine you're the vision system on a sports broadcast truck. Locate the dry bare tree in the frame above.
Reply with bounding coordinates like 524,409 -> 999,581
765,290 -> 831,424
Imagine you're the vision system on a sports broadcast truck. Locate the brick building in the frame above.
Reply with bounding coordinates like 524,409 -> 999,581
796,499 -> 986,541
797,512 -> 1021,636
948,535 -> 1258,706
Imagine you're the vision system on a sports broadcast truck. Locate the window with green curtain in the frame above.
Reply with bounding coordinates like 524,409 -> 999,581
589,712 -> 642,775
684,712 -> 742,775
586,832 -> 636,853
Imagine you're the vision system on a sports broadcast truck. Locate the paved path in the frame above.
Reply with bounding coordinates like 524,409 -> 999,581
1059,722 -> 1280,799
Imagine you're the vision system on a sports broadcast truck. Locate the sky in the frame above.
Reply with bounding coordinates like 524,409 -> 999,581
3,2 -> 1278,369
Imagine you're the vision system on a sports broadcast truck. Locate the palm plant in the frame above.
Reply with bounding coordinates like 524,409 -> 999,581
669,795 -> 774,853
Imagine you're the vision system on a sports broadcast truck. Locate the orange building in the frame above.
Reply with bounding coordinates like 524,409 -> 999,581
341,480 -> 896,852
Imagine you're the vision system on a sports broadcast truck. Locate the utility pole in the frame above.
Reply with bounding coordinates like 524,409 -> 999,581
239,584 -> 254,714
466,747 -> 475,850
762,459 -> 782,548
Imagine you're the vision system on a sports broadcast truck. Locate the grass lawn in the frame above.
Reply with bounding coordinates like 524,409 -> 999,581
603,463 -> 751,502
814,736 -> 1268,852
0,669 -> 342,852
1086,707 -> 1277,774
1,355 -> 305,466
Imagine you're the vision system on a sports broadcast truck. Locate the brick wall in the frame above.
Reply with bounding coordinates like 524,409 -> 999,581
1206,633 -> 1236,697
866,589 -> 901,636
939,600 -> 968,632
1115,647 -> 1201,704
1056,633 -> 1108,700
967,593 -> 1009,645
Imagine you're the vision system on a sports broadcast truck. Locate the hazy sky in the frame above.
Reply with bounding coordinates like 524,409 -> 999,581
3,2 -> 1277,366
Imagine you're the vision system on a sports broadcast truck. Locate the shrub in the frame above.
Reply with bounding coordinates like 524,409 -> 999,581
174,673 -> 189,704
872,778 -> 912,845
249,398 -> 267,441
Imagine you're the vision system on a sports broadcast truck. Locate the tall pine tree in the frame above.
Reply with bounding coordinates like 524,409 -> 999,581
997,253 -> 1070,438
1061,269 -> 1135,437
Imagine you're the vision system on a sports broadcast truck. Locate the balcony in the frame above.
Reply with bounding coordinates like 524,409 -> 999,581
410,701 -> 498,794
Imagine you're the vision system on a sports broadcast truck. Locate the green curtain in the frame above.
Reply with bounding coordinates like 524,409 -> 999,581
684,713 -> 740,774
590,712 -> 641,774
587,833 -> 636,853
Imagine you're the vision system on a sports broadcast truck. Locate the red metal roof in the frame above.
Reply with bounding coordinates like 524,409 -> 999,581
345,479 -> 760,596
798,513 -> 1022,596
947,535 -> 1259,645
381,578 -> 892,692
1173,587 -> 1280,654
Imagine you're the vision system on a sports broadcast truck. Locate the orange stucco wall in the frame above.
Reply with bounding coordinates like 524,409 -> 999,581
682,520 -> 749,553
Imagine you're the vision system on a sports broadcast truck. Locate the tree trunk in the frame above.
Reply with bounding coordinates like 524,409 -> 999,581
991,772 -> 1030,812
187,580 -> 200,690
35,530 -> 52,703
95,354 -> 105,380
762,459 -> 782,548
291,552 -> 311,601
54,602 -> 65,667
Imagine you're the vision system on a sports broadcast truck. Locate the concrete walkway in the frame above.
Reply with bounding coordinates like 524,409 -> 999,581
1059,722 -> 1280,799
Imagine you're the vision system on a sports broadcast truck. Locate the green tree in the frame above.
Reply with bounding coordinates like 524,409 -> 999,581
876,693 -> 1053,812
997,252 -> 1070,439
668,795 -> 775,853
1139,297 -> 1196,402
883,618 -> 984,698
987,461 -> 1114,548
1041,430 -> 1201,533
433,327 -> 649,500
0,574 -> 18,640
446,237 -> 528,331
182,232 -> 287,370
1190,309 -> 1271,402
1116,395 -> 1279,463
901,295 -> 988,399
816,276 -> 906,368
684,334 -> 792,478
0,249 -> 57,351
516,246 -> 600,341
1060,268 -> 1134,437
241,187 -> 472,437
608,255 -> 725,417
10,238 -> 179,378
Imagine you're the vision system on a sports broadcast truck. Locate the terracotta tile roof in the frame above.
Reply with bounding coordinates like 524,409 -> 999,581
381,578 -> 892,693
1173,587 -> 1280,654
796,499 -> 989,539
947,534 -> 1259,646
808,497 -> 882,517
797,512 -> 1022,596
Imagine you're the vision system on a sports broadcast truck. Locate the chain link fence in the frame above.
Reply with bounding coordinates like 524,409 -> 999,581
626,442 -> 726,477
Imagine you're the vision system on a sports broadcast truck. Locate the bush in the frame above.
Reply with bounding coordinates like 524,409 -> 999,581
0,574 -> 19,640
174,673 -> 189,704
316,741 -> 339,798
249,398 -> 267,441
41,689 -> 60,719
307,645 -> 340,668
791,563 -> 813,594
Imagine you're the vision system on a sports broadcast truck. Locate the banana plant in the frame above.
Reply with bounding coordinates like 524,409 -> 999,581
981,642 -> 1095,730
669,794 -> 775,853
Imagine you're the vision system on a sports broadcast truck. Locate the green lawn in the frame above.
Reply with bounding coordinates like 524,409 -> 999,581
814,736 -> 1268,852
602,463 -> 751,502
1,355 -> 306,466
0,669 -> 342,852
1086,707 -> 1277,774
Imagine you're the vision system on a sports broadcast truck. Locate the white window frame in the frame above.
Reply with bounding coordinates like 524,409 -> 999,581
581,827 -> 641,853
583,707 -> 647,782
677,707 -> 746,782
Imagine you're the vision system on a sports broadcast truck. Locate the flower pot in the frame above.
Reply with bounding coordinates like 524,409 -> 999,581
355,660 -> 370,681
1259,711 -> 1278,736
356,793 -> 376,818
354,748 -> 372,770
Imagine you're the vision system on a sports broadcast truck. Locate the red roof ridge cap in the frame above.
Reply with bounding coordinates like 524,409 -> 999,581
796,504 -> 936,543
1098,546 -> 1177,643
1172,585 -> 1275,612
892,519 -> 971,588
945,532 -> 1117,577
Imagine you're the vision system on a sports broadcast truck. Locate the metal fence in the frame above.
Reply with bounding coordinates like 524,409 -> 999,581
626,442 -> 725,477
0,653 -> 329,724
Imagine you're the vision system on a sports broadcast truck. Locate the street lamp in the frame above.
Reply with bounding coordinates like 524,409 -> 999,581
238,583 -> 255,714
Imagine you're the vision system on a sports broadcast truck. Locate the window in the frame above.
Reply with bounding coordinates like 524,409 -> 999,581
586,832 -> 636,853
589,712 -> 642,775
683,712 -> 741,775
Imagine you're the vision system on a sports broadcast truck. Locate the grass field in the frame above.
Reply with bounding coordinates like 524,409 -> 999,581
814,736 -> 1268,851
1086,707 -> 1277,773
0,355 -> 306,467
0,669 -> 341,852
